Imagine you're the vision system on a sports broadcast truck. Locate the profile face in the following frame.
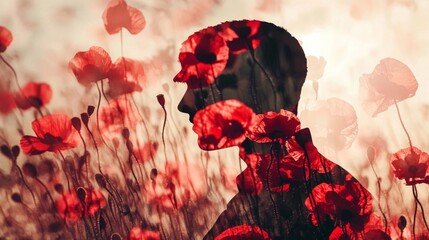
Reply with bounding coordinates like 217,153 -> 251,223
175,20 -> 307,125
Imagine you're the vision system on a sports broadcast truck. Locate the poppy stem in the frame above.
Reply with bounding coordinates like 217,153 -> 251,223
120,28 -> 124,57
394,99 -> 412,148
412,184 -> 429,231
0,55 -> 44,116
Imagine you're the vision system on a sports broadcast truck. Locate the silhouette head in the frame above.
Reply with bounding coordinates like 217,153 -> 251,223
174,20 -> 307,151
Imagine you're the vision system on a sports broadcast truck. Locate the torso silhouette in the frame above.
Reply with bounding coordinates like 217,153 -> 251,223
174,20 -> 374,239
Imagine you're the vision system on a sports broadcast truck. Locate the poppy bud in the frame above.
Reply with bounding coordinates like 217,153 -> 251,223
95,173 -> 107,188
22,162 -> 38,178
81,113 -> 89,126
71,117 -> 82,131
398,216 -> 407,230
1,145 -> 12,159
54,183 -> 64,194
110,233 -> 122,240
150,168 -> 158,180
156,94 -> 165,108
367,146 -> 375,162
87,105 -> 95,116
11,193 -> 22,203
11,145 -> 20,158
122,128 -> 130,139
77,187 -> 87,203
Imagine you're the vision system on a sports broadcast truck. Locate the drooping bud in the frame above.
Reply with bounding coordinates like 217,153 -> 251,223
122,128 -> 130,140
76,187 -> 87,203
87,105 -> 95,116
71,117 -> 82,131
54,183 -> 64,194
11,193 -> 22,203
150,168 -> 158,181
22,162 -> 38,178
95,173 -> 107,188
110,233 -> 122,240
156,94 -> 165,108
11,145 -> 20,158
80,113 -> 89,126
398,216 -> 407,230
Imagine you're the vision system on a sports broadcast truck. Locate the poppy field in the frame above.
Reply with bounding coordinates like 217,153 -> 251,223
1,0 -> 429,239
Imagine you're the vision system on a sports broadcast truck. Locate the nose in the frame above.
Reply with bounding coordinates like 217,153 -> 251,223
177,88 -> 197,123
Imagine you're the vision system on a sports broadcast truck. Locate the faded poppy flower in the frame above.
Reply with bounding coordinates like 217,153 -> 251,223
247,109 -> 300,144
305,181 -> 373,232
306,55 -> 327,81
69,46 -> 112,86
20,114 -> 79,155
0,26 -> 13,52
143,162 -> 207,210
133,141 -> 158,163
102,0 -> 146,35
55,188 -> 106,221
0,90 -> 16,115
14,81 -> 52,110
99,97 -> 142,139
214,224 -> 271,240
174,28 -> 229,89
107,57 -> 146,97
300,98 -> 358,156
286,128 -> 336,173
391,146 -> 429,185
218,20 -> 261,54
359,57 -> 418,117
128,227 -> 160,240
192,100 -> 255,150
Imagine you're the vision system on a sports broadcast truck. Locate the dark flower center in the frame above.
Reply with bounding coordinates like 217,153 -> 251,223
43,133 -> 63,145
408,165 -> 418,175
194,50 -> 217,64
235,26 -> 251,38
223,120 -> 245,139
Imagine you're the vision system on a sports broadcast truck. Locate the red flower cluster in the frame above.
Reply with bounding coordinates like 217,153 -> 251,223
55,188 -> 106,221
218,20 -> 261,54
214,224 -> 271,240
69,47 -> 145,96
20,114 -> 79,155
359,58 -> 418,117
391,146 -> 429,185
174,28 -> 229,89
192,100 -> 255,150
247,109 -> 300,144
0,26 -> 13,52
305,180 -> 373,232
102,0 -> 146,35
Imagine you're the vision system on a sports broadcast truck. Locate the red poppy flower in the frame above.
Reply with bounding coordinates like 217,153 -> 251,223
107,57 -> 146,97
286,128 -> 336,173
102,0 -> 146,35
391,146 -> 429,185
192,100 -> 255,150
300,98 -> 358,156
55,188 -> 106,221
143,162 -> 207,210
247,109 -> 300,144
20,114 -> 79,155
99,97 -> 142,139
359,58 -> 418,117
0,90 -> 16,115
14,81 -> 52,110
214,224 -> 271,240
305,181 -> 373,232
0,26 -> 13,52
69,46 -> 112,86
174,28 -> 229,89
128,227 -> 160,240
218,20 -> 261,54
